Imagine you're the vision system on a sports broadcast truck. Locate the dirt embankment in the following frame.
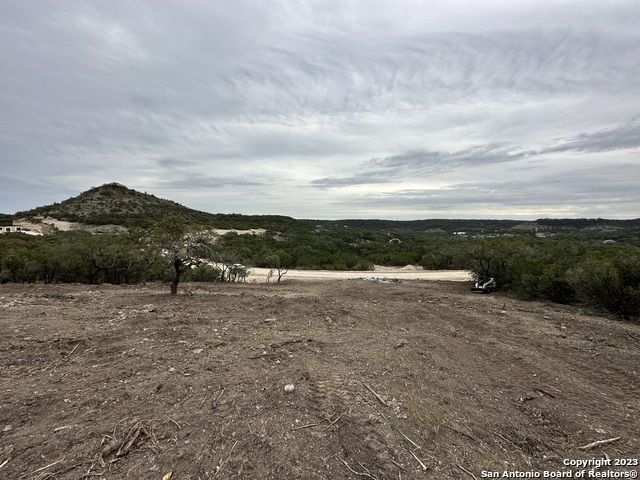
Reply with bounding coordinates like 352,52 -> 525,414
1,280 -> 638,479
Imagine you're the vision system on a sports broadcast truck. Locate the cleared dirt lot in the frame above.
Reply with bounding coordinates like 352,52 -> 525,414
1,278 -> 639,479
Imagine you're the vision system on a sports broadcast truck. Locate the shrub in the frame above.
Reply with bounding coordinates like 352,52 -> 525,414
187,265 -> 222,282
519,264 -> 576,304
568,257 -> 640,321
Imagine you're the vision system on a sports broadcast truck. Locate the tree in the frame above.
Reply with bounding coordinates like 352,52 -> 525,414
199,250 -> 235,282
264,250 -> 295,283
466,240 -> 511,286
466,238 -> 535,290
150,216 -> 215,294
227,263 -> 249,283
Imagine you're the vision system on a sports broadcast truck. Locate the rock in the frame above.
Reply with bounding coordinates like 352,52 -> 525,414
284,384 -> 295,393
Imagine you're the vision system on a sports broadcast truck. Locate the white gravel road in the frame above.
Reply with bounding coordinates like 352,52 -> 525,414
250,265 -> 472,282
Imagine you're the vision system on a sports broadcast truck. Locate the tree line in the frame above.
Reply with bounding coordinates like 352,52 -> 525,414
1,218 -> 639,321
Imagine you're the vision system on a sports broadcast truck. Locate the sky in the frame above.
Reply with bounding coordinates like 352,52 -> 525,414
1,0 -> 639,220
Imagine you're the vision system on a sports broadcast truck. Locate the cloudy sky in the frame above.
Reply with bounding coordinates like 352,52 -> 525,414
1,1 -> 639,219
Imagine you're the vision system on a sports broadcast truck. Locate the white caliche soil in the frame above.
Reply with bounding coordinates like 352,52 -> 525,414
251,266 -> 472,282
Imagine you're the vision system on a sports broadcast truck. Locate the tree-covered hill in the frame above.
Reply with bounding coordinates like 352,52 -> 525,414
309,217 -> 640,234
14,182 -> 640,233
15,183 -> 308,231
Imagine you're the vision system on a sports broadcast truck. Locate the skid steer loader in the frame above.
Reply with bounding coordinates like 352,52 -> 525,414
471,277 -> 497,294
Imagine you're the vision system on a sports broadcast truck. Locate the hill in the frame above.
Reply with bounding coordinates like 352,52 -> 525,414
14,182 -> 640,233
311,218 -> 640,234
15,183 -> 306,231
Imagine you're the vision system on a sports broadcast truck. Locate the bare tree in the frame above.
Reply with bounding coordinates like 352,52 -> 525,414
265,252 -> 293,283
227,263 -> 249,283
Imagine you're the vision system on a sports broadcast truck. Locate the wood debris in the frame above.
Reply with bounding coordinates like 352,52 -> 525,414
579,436 -> 621,451
410,451 -> 428,471
457,464 -> 478,480
18,457 -> 66,479
363,383 -> 388,407
338,457 -> 378,479
534,388 -> 556,398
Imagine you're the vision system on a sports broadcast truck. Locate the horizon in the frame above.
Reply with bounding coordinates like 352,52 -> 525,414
5,183 -> 639,223
1,1 -> 639,219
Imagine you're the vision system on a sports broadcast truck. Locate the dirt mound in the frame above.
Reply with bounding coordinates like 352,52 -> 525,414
1,280 -> 638,479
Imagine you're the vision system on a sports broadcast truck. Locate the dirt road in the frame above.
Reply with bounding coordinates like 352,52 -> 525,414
1,280 -> 638,479
251,266 -> 472,282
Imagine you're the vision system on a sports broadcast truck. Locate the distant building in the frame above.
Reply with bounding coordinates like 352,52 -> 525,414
0,219 -> 43,236
0,219 -> 21,233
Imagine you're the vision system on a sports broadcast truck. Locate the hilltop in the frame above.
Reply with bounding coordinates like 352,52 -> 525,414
15,183 -> 210,227
15,183 -> 305,231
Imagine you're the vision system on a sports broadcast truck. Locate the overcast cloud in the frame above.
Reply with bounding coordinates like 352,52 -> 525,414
1,0 -> 639,219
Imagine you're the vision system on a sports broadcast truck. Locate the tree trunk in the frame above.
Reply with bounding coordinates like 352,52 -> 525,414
170,258 -> 182,295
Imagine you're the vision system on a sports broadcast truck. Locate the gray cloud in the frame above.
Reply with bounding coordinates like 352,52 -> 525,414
310,144 -> 517,187
1,1 -> 639,219
155,176 -> 264,190
337,162 -> 640,219
543,116 -> 640,154
311,119 -> 640,189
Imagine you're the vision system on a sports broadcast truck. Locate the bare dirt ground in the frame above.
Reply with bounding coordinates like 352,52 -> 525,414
29,220 -> 264,237
1,278 -> 639,480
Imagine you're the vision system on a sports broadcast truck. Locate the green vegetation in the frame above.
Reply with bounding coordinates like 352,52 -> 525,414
15,183 -> 306,230
149,216 -> 216,294
3,225 -> 639,321
4,183 -> 640,321
309,217 -> 640,234
14,183 -> 640,233
462,235 -> 640,320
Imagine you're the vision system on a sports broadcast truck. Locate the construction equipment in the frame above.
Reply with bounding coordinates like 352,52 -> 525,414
471,277 -> 497,294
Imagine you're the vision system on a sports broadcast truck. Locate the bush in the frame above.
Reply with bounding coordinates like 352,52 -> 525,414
568,257 -> 640,321
187,265 -> 222,282
519,265 -> 576,304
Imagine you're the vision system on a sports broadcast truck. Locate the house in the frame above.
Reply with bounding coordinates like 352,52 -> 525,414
0,219 -> 21,234
0,219 -> 43,236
